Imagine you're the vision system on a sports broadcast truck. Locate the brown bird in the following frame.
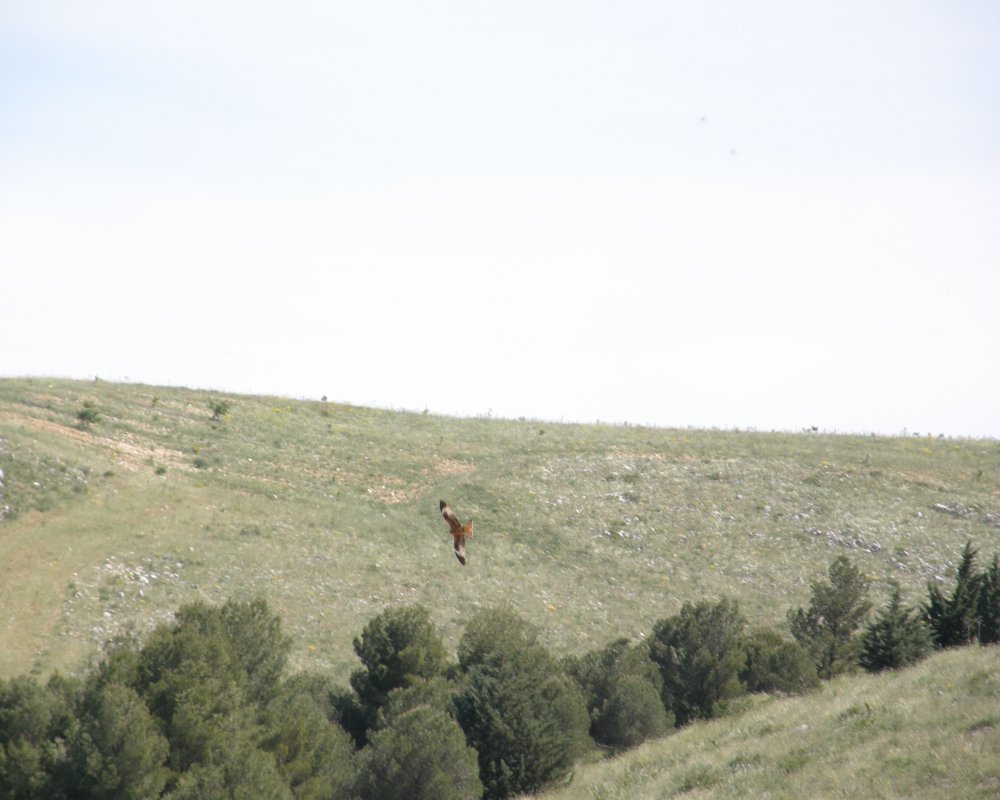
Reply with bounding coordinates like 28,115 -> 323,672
440,499 -> 473,565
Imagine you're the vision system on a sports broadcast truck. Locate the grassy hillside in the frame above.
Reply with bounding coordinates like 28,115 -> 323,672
1,377 -> 998,683
525,645 -> 1000,800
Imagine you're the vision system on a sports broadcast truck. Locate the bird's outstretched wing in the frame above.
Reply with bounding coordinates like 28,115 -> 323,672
440,500 -> 473,565
440,500 -> 463,534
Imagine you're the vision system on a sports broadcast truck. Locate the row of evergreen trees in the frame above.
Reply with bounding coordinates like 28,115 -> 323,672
790,541 -> 1000,678
1,542 -> 996,800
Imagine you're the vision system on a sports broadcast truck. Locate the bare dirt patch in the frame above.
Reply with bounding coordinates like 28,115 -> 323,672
0,412 -> 191,473
429,458 -> 476,476
367,477 -> 421,504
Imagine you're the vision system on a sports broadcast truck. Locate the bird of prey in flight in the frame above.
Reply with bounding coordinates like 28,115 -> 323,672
440,500 -> 473,565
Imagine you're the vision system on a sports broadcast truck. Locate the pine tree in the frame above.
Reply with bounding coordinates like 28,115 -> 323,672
924,541 -> 982,648
71,682 -> 170,800
859,582 -> 932,672
648,598 -> 748,726
164,738 -> 293,800
976,553 -> 1000,645
349,605 -> 449,735
356,706 -> 483,800
788,556 -> 872,678
261,686 -> 357,800
739,628 -> 819,695
454,608 -> 590,800
0,675 -> 68,799
564,638 -> 672,750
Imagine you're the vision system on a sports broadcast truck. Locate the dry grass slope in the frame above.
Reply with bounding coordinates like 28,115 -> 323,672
525,645 -> 1000,800
1,377 -> 998,686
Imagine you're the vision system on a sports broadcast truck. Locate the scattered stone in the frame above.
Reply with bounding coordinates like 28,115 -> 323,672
932,502 -> 976,518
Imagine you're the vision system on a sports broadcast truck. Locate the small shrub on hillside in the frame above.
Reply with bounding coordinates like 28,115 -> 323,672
740,628 -> 819,694
76,401 -> 101,428
859,582 -> 932,672
208,398 -> 231,420
789,556 -> 872,679
649,598 -> 748,726
594,673 -> 671,751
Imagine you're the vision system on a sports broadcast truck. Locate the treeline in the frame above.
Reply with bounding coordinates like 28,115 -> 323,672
1,541 -> 998,800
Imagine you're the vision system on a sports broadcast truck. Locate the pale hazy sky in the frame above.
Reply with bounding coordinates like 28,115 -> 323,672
2,2 -> 999,437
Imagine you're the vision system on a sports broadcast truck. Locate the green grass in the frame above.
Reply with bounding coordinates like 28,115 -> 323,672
525,645 -> 1000,799
1,376 -> 998,686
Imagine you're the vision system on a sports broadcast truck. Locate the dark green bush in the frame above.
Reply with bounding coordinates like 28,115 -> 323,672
70,682 -> 170,800
349,605 -> 449,738
924,541 -> 982,649
162,737 -> 292,800
649,598 -> 748,726
740,628 -> 819,694
0,675 -> 69,799
860,581 -> 932,672
208,399 -> 232,420
977,554 -> 1000,644
372,676 -> 456,731
455,607 -> 589,800
216,598 -> 292,704
261,686 -> 356,800
356,706 -> 482,800
456,606 -> 541,672
564,638 -> 672,749
135,616 -> 250,770
76,401 -> 101,428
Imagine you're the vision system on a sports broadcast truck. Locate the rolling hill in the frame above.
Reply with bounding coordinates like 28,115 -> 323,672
1,376 -> 998,689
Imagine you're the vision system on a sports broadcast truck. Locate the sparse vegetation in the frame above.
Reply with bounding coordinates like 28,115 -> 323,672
208,398 -> 231,420
76,400 -> 101,428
